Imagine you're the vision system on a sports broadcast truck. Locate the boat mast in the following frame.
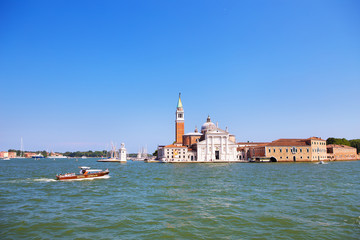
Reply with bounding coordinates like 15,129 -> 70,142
20,137 -> 23,157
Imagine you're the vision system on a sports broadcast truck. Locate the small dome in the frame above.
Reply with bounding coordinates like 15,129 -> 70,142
201,116 -> 216,132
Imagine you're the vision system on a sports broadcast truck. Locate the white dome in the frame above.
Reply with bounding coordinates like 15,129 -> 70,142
201,116 -> 216,132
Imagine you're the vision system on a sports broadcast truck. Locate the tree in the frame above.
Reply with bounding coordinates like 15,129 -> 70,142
41,151 -> 48,158
326,138 -> 350,146
153,150 -> 158,157
349,139 -> 360,154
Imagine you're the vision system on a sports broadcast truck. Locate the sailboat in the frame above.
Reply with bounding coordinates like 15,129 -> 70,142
15,137 -> 25,159
97,142 -> 127,162
98,142 -> 118,162
134,146 -> 147,161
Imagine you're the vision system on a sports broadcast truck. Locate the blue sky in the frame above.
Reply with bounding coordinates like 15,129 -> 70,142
1,0 -> 359,153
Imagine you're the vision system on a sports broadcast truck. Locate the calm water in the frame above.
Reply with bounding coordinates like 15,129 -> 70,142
0,159 -> 359,239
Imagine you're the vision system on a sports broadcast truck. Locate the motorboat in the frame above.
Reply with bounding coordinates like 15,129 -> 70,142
32,153 -> 44,158
316,160 -> 327,164
2,157 -> 10,161
56,166 -> 109,181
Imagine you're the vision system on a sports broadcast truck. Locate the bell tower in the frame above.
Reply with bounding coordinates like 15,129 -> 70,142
175,93 -> 184,145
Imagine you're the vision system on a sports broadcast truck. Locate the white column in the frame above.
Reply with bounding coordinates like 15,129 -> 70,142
211,136 -> 214,161
206,136 -> 208,161
225,136 -> 229,161
220,136 -> 223,160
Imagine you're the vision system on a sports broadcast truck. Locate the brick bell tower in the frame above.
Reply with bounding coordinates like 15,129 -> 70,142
175,93 -> 184,145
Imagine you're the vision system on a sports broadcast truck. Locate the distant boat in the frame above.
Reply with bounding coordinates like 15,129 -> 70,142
48,151 -> 67,159
32,153 -> 44,158
2,157 -> 10,161
316,160 -> 327,165
133,146 -> 147,161
81,156 -> 87,159
144,158 -> 161,163
98,142 -> 119,162
97,142 -> 127,162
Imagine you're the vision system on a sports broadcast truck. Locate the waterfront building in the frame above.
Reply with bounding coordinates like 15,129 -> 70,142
242,137 -> 327,162
0,151 -> 17,158
327,144 -> 359,161
0,151 -> 8,158
158,94 -> 238,162
24,152 -> 37,158
237,142 -> 269,161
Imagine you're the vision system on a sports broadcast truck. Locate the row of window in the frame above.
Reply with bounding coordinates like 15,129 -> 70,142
166,155 -> 185,159
313,148 -> 326,152
166,149 -> 186,153
268,147 -> 310,153
277,156 -> 327,159
313,142 -> 325,145
280,156 -> 310,159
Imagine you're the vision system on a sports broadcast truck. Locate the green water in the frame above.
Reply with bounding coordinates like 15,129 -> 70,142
1,159 -> 359,239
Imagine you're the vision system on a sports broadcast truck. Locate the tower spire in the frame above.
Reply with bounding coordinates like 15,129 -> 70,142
177,92 -> 183,109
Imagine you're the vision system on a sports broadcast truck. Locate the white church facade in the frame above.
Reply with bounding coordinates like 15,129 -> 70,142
157,94 -> 239,163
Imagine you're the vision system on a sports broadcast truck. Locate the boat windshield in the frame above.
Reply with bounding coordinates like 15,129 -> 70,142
80,166 -> 91,170
87,169 -> 102,173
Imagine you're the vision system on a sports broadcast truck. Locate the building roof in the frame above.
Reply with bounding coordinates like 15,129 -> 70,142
266,138 -> 309,146
327,144 -> 355,149
201,116 -> 216,132
306,137 -> 325,141
265,137 -> 325,147
164,144 -> 187,148
237,142 -> 269,146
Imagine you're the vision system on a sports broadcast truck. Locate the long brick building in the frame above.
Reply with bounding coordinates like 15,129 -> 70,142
238,137 -> 327,162
327,144 -> 359,161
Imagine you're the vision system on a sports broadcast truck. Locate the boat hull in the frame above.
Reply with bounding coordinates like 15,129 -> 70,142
56,170 -> 109,181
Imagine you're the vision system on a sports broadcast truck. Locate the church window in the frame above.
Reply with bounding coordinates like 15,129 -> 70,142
268,148 -> 271,153
280,148 -> 282,153
273,149 -> 276,153
286,148 -> 288,153
300,149 -> 302,153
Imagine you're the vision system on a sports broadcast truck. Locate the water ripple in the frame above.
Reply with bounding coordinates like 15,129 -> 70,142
1,159 -> 359,239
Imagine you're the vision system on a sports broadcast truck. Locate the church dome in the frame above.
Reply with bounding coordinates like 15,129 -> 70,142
201,116 -> 216,132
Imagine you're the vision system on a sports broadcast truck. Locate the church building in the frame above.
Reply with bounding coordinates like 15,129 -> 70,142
157,94 -> 239,162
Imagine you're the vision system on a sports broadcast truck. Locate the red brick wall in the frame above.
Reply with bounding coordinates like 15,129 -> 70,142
176,122 -> 184,144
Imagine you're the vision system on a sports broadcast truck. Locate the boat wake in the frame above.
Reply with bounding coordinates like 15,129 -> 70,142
33,178 -> 57,182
